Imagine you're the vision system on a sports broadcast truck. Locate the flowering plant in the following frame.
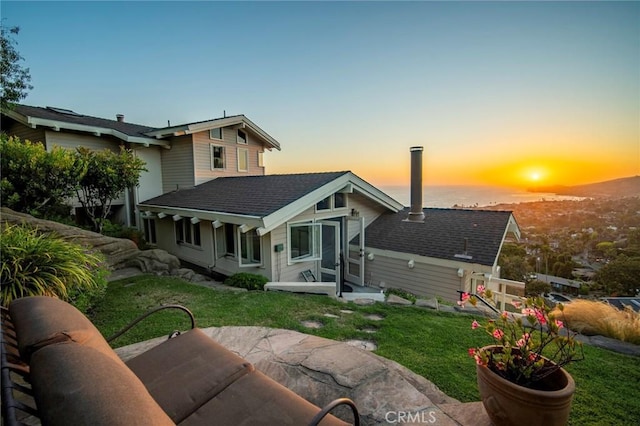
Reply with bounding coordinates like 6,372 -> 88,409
460,285 -> 584,389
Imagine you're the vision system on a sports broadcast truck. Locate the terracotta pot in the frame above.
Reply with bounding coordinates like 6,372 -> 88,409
476,346 -> 575,426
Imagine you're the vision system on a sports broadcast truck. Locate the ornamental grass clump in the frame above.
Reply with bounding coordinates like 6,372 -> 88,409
0,223 -> 108,310
459,285 -> 584,389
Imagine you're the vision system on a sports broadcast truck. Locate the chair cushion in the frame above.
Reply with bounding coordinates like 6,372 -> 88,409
179,370 -> 349,426
9,296 -> 121,364
30,341 -> 174,426
126,328 -> 254,423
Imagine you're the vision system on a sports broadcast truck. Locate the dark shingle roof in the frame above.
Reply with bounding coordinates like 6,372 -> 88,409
13,104 -> 158,137
365,208 -> 514,266
140,172 -> 350,217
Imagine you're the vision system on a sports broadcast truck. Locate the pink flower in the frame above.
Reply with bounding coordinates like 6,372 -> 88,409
471,320 -> 479,329
468,348 -> 476,357
522,307 -> 536,316
492,329 -> 504,340
511,300 -> 522,309
500,311 -> 508,320
516,334 -> 530,348
457,292 -> 470,307
474,354 -> 485,366
476,285 -> 486,294
555,319 -> 564,328
535,309 -> 547,325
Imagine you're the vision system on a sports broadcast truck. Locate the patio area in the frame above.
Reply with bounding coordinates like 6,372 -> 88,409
115,326 -> 492,425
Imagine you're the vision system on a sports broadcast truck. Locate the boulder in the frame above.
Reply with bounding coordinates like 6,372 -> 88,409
1,207 -> 138,269
1,208 -> 183,278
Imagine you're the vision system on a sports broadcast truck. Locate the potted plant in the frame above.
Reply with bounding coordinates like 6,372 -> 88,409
459,285 -> 584,426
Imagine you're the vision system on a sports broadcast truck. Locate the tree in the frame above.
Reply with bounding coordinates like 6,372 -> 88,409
1,25 -> 32,110
498,243 -> 531,281
75,146 -> 146,233
525,280 -> 551,296
0,135 -> 85,217
594,255 -> 640,296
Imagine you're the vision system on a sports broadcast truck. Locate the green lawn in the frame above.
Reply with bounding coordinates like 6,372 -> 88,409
91,275 -> 640,425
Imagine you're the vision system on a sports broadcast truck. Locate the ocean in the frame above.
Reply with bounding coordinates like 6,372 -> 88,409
378,185 -> 584,209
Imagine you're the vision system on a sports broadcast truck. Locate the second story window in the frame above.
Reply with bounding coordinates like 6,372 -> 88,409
210,145 -> 225,170
237,148 -> 248,172
237,129 -> 247,144
209,128 -> 223,140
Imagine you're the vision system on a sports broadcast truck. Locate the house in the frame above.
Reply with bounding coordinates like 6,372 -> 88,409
1,105 -> 522,303
1,105 -> 279,227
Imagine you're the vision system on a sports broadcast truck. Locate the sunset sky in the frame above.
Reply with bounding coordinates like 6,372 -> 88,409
3,1 -> 639,189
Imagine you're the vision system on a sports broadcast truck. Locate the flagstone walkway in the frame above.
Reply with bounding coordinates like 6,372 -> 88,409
115,326 -> 493,425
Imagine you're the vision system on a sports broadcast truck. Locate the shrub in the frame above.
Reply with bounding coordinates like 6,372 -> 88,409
553,299 -> 640,344
101,219 -> 147,249
224,272 -> 268,291
0,223 -> 108,311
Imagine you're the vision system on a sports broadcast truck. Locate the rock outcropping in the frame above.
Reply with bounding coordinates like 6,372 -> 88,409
0,208 -> 204,281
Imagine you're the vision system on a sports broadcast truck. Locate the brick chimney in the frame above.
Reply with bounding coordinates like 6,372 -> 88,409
406,146 -> 425,222
116,114 -> 124,122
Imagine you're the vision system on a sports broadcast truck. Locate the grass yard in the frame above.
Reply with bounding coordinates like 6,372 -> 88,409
91,275 -> 640,425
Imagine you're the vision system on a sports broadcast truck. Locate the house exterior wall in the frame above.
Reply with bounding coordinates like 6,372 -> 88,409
134,147 -> 163,204
4,121 -> 46,144
45,130 -> 120,153
268,193 -> 386,283
147,189 -> 388,283
364,254 -> 464,303
192,128 -> 266,185
161,135 -> 195,193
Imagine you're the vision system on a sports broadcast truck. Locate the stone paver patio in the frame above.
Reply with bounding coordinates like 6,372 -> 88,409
115,326 -> 492,425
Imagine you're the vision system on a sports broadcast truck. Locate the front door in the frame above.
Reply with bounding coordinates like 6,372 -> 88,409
345,216 -> 365,286
320,221 -> 340,284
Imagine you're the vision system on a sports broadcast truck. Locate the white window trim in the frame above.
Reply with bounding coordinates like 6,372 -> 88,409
209,128 -> 223,140
237,129 -> 248,145
315,194 -> 348,213
175,218 -> 201,248
238,228 -> 263,267
237,147 -> 249,172
287,221 -> 322,264
210,144 -> 226,170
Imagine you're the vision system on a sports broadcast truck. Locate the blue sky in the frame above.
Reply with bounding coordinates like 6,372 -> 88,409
3,1 -> 639,187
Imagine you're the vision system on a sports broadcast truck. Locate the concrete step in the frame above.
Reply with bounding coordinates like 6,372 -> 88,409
265,282 -> 336,296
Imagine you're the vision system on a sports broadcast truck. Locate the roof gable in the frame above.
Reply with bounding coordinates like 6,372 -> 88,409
364,208 -> 518,267
139,172 -> 404,235
140,172 -> 351,217
143,115 -> 281,150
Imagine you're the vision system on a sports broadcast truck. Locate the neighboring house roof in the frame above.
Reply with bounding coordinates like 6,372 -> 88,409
3,104 -> 167,147
364,208 -> 520,267
139,171 -> 404,236
143,115 -> 281,151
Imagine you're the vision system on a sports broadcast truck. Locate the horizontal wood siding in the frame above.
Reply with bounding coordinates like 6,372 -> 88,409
269,222 -> 317,282
45,130 -> 118,152
161,135 -> 195,193
347,193 -> 386,242
154,216 -> 213,268
192,128 -> 266,185
365,255 -> 462,302
5,122 -> 46,144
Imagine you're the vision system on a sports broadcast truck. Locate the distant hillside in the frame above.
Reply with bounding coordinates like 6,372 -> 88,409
529,176 -> 640,198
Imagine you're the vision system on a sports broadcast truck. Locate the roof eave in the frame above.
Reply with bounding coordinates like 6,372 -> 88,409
144,116 -> 281,150
6,111 -> 168,148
